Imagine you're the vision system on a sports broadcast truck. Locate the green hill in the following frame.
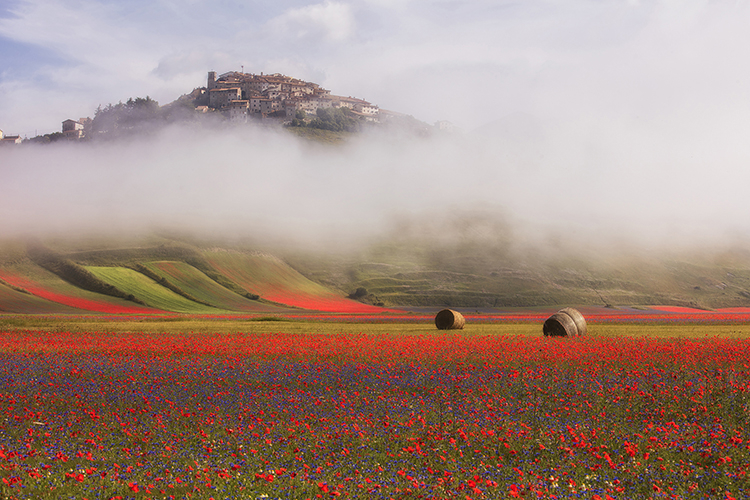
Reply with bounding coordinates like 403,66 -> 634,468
85,266 -> 223,314
0,260 -> 157,314
202,250 -> 388,313
0,239 -> 390,314
140,261 -> 288,313
0,280 -> 82,314
3,235 -> 750,314
285,241 -> 750,310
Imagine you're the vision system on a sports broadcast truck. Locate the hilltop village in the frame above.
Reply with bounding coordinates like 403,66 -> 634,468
203,70 -> 380,123
1,70 -> 447,145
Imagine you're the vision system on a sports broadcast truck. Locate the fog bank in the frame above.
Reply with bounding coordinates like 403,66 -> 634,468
1,120 -> 749,256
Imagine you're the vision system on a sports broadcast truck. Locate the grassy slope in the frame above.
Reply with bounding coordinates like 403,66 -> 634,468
0,260 -> 158,313
202,250 -> 387,313
86,266 -> 222,314
287,248 -> 595,308
283,126 -> 352,144
142,261 -> 289,313
287,245 -> 750,310
4,235 -> 750,313
0,281 -> 83,314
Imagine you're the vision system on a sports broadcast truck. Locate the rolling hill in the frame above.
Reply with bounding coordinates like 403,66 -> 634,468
0,239 -> 389,314
202,250 -> 390,313
285,240 -> 750,311
0,262 -> 157,314
140,261 -> 288,313
2,235 -> 750,314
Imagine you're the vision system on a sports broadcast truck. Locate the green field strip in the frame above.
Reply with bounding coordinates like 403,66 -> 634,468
0,281 -> 82,314
142,261 -> 288,313
86,266 -> 224,314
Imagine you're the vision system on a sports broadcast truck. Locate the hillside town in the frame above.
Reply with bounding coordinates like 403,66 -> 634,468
1,70 -> 423,145
204,70 -> 381,123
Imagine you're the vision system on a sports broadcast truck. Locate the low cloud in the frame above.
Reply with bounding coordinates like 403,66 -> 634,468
1,1 -> 750,258
2,120 -> 750,255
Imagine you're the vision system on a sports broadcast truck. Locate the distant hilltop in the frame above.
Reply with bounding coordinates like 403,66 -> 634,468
1,69 -> 448,145
204,70 -> 380,122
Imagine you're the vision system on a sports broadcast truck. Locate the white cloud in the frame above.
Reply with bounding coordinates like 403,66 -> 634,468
267,1 -> 355,43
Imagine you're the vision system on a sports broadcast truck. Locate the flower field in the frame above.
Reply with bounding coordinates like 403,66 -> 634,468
1,323 -> 750,499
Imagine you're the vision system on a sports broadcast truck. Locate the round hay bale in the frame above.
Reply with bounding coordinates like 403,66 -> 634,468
543,311 -> 578,337
558,307 -> 587,336
435,309 -> 465,330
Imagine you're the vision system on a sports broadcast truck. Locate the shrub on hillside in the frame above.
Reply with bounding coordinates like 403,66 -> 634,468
307,107 -> 360,132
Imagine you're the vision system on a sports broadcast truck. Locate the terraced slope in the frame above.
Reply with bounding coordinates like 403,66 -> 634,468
86,267 -> 222,314
141,261 -> 289,313
203,250 -> 388,313
0,264 -> 157,314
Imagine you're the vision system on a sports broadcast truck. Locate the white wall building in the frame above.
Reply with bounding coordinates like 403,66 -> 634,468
354,102 -> 379,117
0,135 -> 21,146
62,119 -> 85,139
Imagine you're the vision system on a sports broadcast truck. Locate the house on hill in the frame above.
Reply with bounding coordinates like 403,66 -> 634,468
0,133 -> 22,146
62,119 -> 85,139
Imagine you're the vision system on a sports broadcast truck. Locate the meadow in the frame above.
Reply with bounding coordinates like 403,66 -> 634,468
0,315 -> 749,499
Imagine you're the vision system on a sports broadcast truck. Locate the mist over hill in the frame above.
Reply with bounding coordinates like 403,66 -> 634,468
3,216 -> 750,312
3,86 -> 750,310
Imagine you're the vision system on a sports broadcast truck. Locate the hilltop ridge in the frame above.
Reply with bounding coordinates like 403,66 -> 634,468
6,69 -> 437,145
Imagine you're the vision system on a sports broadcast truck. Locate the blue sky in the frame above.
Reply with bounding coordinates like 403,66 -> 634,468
2,0 -> 748,137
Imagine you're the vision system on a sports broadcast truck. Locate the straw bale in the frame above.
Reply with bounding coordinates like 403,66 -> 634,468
558,307 -> 587,336
435,309 -> 465,330
543,311 -> 578,337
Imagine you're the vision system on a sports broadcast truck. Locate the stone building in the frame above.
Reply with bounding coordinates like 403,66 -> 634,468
209,87 -> 242,109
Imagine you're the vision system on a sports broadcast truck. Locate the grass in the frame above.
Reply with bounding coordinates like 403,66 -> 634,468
284,241 -> 750,309
85,266 -> 224,314
200,250 -> 385,312
0,281 -> 81,314
5,234 -> 750,312
202,250 -> 332,297
0,262 -> 152,313
284,126 -> 352,144
3,314 -> 750,338
140,261 -> 286,313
